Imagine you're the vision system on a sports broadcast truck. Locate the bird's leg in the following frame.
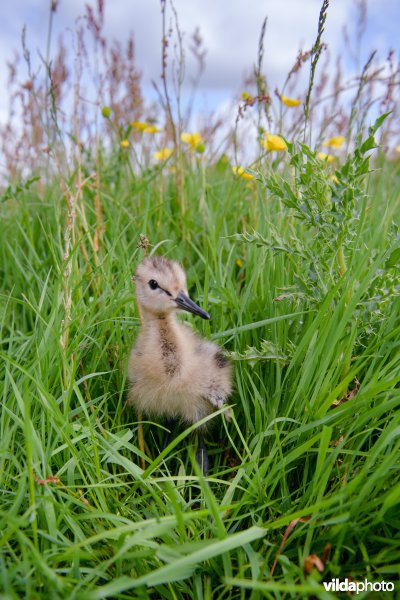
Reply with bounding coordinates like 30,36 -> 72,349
162,418 -> 176,450
196,432 -> 209,476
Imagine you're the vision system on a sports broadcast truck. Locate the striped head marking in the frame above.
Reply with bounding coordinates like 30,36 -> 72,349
134,256 -> 210,319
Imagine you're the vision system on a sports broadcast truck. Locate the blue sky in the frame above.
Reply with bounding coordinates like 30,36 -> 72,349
0,0 -> 399,125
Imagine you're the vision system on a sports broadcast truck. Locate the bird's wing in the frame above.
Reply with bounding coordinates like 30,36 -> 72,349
205,389 -> 233,420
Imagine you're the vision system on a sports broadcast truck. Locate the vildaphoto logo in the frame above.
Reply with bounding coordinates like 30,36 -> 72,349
323,578 -> 395,594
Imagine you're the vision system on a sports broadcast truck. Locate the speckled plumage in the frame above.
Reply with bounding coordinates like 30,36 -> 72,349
127,256 -> 232,425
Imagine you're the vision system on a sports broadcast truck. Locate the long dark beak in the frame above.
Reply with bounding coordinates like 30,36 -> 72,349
175,291 -> 210,320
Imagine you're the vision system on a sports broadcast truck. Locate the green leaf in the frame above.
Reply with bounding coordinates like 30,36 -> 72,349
360,135 -> 376,154
211,311 -> 308,340
385,247 -> 400,269
369,111 -> 391,136
229,339 -> 288,364
87,527 -> 267,597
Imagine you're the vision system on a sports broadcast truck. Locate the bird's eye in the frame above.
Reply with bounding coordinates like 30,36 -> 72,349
148,279 -> 159,290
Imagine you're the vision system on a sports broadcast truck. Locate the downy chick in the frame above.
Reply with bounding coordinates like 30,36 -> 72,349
128,256 -> 232,472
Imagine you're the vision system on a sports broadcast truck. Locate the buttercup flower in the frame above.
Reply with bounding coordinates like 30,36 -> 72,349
120,140 -> 130,149
131,121 -> 161,134
144,125 -> 161,134
317,152 -> 336,163
181,132 -> 204,152
261,134 -> 287,152
323,136 -> 345,149
232,166 -> 254,180
154,148 -> 173,161
101,106 -> 111,118
280,95 -> 301,107
241,91 -> 254,101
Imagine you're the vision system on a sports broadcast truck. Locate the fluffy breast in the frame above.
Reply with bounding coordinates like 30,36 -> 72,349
127,319 -> 232,423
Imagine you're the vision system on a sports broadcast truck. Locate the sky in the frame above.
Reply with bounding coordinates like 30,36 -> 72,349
0,0 -> 399,127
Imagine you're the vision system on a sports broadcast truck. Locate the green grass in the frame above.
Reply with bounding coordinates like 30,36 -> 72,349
1,140 -> 400,599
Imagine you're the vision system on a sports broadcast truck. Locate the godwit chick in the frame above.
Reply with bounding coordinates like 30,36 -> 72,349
128,256 -> 232,473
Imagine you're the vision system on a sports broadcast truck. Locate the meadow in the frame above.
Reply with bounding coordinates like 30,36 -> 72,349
1,1 -> 400,598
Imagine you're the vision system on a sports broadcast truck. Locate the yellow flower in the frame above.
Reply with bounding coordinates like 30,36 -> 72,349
317,152 -> 336,163
120,140 -> 130,149
181,132 -> 204,151
323,135 -> 345,149
131,121 -> 149,131
144,125 -> 161,134
261,134 -> 287,152
131,121 -> 161,134
236,258 -> 243,268
154,148 -> 173,161
241,91 -> 254,101
395,145 -> 400,153
232,166 -> 254,180
280,95 -> 301,107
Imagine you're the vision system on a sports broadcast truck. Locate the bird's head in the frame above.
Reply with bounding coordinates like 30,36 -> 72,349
133,256 -> 210,320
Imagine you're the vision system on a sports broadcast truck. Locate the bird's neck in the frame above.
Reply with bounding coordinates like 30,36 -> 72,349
140,309 -> 181,377
140,308 -> 180,336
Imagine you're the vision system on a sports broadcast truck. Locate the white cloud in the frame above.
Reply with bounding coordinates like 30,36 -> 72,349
0,0 -> 398,129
